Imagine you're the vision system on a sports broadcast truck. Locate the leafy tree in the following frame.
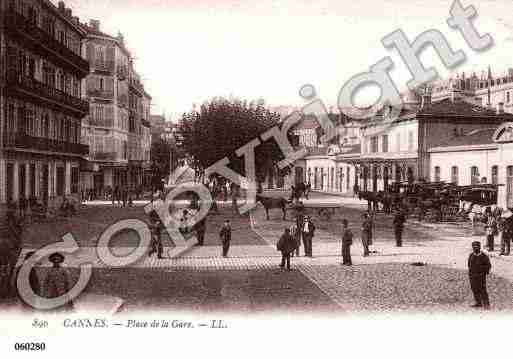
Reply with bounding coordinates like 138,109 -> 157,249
179,98 -> 294,185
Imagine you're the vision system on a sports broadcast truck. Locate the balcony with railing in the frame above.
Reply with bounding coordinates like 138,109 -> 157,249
129,78 -> 144,96
93,60 -> 115,73
3,132 -> 89,156
87,88 -> 115,100
87,117 -> 114,128
91,152 -> 118,161
7,72 -> 89,116
4,9 -> 89,77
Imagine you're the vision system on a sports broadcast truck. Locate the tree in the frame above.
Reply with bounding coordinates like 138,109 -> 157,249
179,98 -> 294,185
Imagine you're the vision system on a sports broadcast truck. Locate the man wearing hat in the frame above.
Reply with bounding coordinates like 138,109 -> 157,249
468,241 -> 491,309
277,228 -> 296,270
219,220 -> 232,257
43,253 -> 73,311
302,216 -> 315,257
341,219 -> 353,266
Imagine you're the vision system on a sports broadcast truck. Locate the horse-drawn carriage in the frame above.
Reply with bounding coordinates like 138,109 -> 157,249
358,181 -> 501,223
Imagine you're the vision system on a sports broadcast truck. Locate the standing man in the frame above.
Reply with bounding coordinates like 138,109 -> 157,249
294,209 -> 305,257
500,215 -> 512,256
220,220 -> 232,257
468,241 -> 491,309
19,194 -> 27,218
43,253 -> 74,312
195,217 -> 207,246
149,219 -> 164,259
361,213 -> 372,257
341,219 -> 353,266
393,209 -> 406,247
302,216 -> 315,257
277,228 -> 296,270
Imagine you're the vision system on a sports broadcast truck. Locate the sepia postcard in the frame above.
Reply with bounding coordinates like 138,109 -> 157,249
0,0 -> 512,357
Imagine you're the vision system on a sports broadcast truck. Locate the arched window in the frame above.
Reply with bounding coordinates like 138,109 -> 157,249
434,166 -> 441,182
451,166 -> 459,185
471,166 -> 480,185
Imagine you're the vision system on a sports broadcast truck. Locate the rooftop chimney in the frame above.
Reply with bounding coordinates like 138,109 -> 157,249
497,102 -> 505,114
89,19 -> 100,31
58,1 -> 65,11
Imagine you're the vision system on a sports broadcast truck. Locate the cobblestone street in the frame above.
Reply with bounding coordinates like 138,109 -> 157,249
14,192 -> 513,314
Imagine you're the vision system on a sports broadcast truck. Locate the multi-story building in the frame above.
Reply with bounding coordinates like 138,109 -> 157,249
430,67 -> 513,114
0,0 -> 90,215
354,88 -> 513,192
80,19 -> 150,194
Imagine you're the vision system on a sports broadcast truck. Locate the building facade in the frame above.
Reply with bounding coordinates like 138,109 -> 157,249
430,67 -> 513,114
0,0 -> 89,214
80,19 -> 150,195
353,89 -> 512,193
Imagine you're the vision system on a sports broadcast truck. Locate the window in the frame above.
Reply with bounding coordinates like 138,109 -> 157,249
71,167 -> 79,194
382,135 -> 388,153
408,131 -> 414,151
508,92 -> 511,103
56,167 -> 65,196
99,78 -> 104,91
492,165 -> 498,185
370,136 -> 379,153
471,166 -> 480,185
451,166 -> 459,185
434,166 -> 441,182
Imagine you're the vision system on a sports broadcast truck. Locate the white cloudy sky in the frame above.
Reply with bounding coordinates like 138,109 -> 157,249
65,0 -> 513,120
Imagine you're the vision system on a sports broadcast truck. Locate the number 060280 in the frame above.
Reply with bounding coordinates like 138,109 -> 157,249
14,342 -> 46,351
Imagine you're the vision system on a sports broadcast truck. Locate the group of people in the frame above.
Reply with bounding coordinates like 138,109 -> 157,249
275,205 -> 410,271
482,207 -> 513,255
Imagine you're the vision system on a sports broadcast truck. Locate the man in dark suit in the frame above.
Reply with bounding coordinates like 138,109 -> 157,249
302,216 -> 315,257
220,220 -> 232,257
341,219 -> 353,266
393,209 -> 406,247
468,241 -> 491,309
195,217 -> 207,246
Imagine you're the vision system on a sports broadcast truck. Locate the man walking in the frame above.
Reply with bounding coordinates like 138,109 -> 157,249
302,216 -> 315,257
220,220 -> 232,257
277,228 -> 296,270
468,241 -> 491,309
393,209 -> 406,247
341,219 -> 353,266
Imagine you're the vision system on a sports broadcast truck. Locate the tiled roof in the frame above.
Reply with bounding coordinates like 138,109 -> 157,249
430,128 -> 497,148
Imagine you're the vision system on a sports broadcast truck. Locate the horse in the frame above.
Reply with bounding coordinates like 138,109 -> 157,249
256,194 -> 289,220
289,182 -> 307,202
